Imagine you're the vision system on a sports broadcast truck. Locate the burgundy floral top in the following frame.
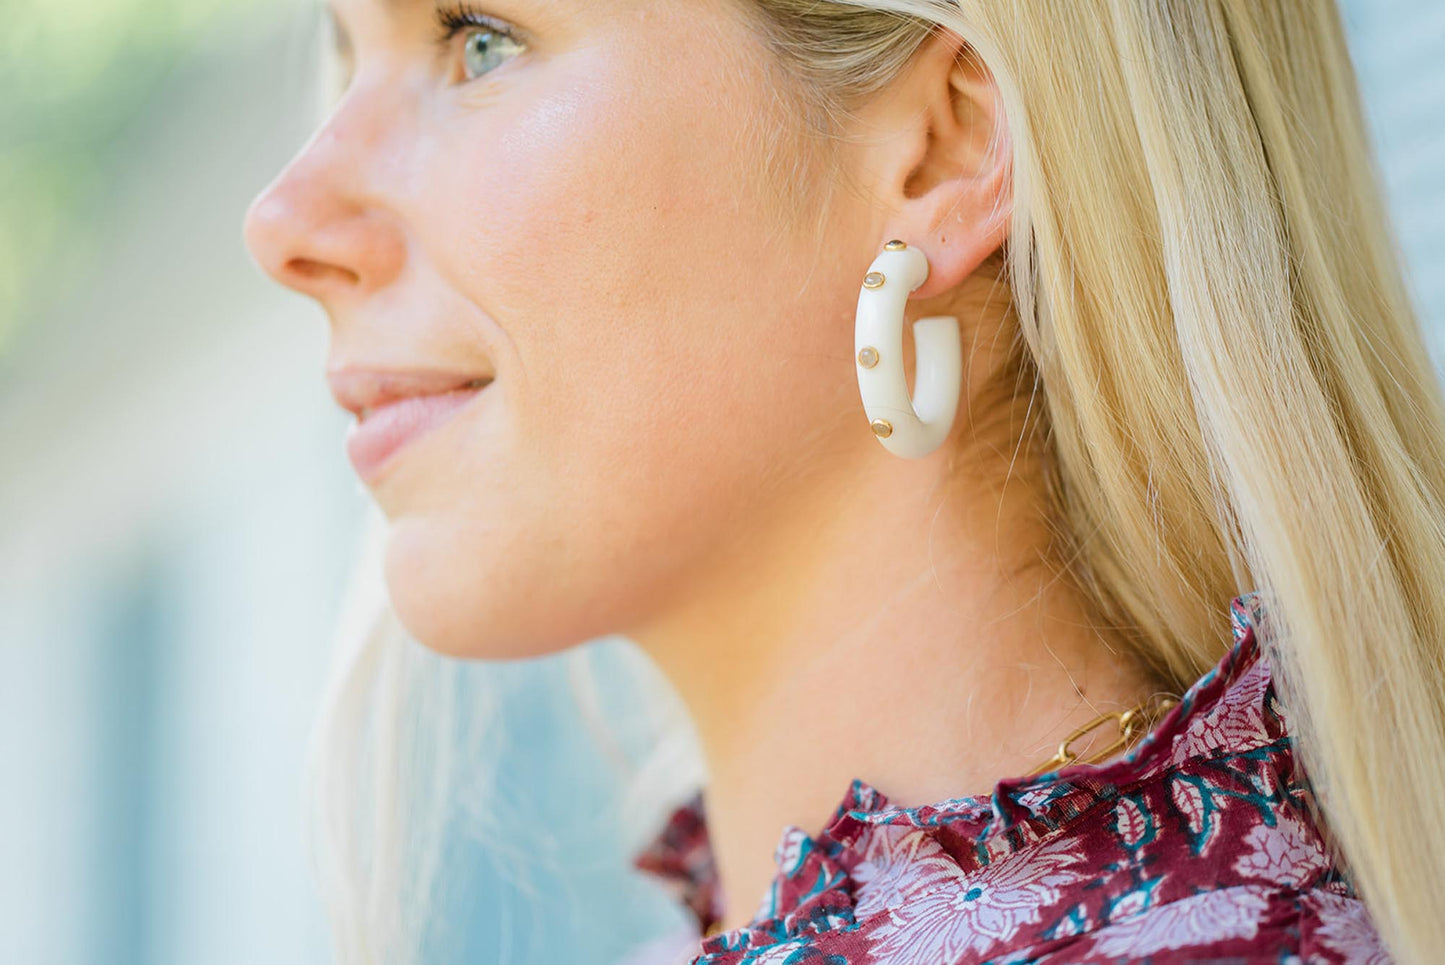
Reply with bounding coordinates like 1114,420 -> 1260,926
628,594 -> 1393,964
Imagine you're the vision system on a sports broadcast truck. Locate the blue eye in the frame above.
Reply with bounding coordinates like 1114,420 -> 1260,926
434,4 -> 527,82
460,28 -> 525,81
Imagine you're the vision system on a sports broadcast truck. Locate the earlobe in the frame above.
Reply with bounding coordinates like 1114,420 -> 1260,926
868,29 -> 1012,301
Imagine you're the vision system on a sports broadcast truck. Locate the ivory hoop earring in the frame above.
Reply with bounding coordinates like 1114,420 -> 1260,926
853,240 -> 962,459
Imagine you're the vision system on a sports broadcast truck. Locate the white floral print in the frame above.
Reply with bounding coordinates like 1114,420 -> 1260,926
1232,812 -> 1331,888
1091,885 -> 1270,956
852,825 -> 966,921
1307,891 -> 1393,965
863,832 -> 1089,961
1170,660 -> 1273,765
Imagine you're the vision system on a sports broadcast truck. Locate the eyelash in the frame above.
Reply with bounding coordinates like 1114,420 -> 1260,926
432,2 -> 524,51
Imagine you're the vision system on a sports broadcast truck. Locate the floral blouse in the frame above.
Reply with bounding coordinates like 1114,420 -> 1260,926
628,594 -> 1393,964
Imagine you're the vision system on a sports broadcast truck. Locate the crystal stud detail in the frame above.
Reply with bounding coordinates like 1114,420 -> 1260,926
857,346 -> 880,368
884,240 -> 906,250
863,272 -> 885,289
870,419 -> 894,438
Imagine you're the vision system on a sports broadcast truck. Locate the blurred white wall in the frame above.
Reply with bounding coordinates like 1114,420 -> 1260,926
0,6 -> 365,964
1,1 -> 1441,963
1341,0 -> 1445,357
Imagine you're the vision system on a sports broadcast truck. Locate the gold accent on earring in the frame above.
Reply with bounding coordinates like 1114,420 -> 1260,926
884,240 -> 906,250
863,272 -> 885,289
857,346 -> 880,369
870,419 -> 893,438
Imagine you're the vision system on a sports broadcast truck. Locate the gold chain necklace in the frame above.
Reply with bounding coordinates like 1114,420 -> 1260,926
1025,693 -> 1179,778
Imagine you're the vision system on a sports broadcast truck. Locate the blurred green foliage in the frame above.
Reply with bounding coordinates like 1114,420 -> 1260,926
0,0 -> 285,356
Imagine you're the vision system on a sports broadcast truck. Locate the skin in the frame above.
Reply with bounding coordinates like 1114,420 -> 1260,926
244,0 -> 1160,935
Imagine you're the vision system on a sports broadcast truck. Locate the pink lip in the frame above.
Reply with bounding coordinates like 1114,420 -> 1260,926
345,383 -> 491,483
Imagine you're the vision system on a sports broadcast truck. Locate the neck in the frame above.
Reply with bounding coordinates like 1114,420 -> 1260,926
631,424 -> 1158,932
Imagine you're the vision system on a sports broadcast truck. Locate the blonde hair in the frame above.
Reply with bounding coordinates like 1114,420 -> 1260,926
744,0 -> 1445,958
304,1 -> 1445,961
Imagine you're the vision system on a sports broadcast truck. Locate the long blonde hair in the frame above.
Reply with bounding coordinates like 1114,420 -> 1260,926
304,1 -> 1445,961
743,0 -> 1445,958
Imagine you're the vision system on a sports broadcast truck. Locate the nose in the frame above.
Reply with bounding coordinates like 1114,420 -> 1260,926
242,93 -> 408,302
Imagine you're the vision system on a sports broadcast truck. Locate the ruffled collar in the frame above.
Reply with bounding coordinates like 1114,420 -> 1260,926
633,593 -> 1282,955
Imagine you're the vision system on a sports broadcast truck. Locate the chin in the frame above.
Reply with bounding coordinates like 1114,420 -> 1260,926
380,514 -> 594,661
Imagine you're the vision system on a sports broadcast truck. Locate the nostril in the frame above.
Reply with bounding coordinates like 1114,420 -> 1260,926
241,177 -> 405,293
285,258 -> 361,287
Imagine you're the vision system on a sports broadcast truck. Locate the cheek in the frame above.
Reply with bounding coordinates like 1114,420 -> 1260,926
439,56 -> 822,464
389,44 -> 860,656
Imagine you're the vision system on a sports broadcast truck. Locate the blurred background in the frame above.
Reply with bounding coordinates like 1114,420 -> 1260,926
2,1 -> 1441,963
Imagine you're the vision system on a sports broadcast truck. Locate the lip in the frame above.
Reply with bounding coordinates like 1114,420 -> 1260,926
327,366 -> 496,420
343,381 -> 494,483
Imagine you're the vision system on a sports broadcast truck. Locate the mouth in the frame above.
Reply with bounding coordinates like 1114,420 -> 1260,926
327,365 -> 497,422
357,377 -> 493,422
343,376 -> 496,484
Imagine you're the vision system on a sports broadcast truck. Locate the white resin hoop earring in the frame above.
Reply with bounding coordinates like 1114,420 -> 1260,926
853,240 -> 962,459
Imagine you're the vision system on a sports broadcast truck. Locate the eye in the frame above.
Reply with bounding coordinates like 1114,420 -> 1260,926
434,4 -> 528,83
461,28 -> 525,81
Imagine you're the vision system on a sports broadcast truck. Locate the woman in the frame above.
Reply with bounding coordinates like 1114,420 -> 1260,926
242,0 -> 1445,962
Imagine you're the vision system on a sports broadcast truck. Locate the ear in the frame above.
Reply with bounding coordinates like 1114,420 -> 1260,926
857,27 -> 1012,301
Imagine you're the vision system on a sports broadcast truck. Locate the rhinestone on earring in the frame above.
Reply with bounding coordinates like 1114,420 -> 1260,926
870,419 -> 894,438
857,346 -> 880,368
884,239 -> 907,250
862,271 -> 886,289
